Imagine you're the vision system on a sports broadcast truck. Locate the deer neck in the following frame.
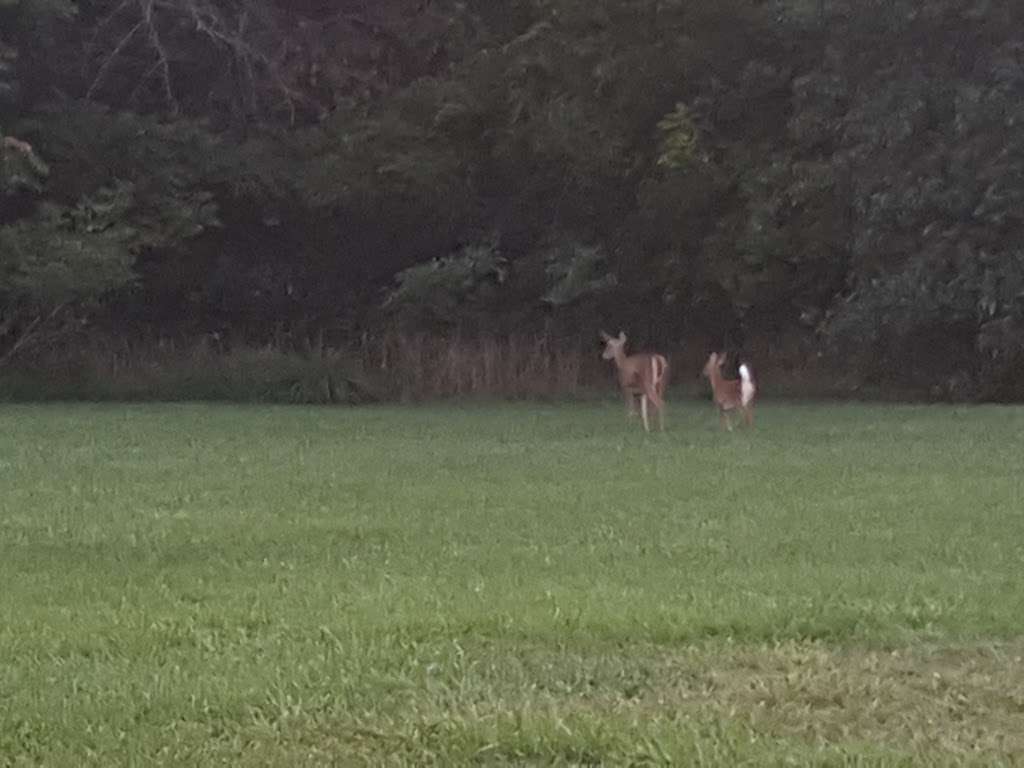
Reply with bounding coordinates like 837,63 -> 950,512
612,348 -> 632,372
707,366 -> 725,392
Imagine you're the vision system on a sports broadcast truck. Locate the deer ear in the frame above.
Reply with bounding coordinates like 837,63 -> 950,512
599,330 -> 611,342
618,331 -> 626,342
717,352 -> 727,367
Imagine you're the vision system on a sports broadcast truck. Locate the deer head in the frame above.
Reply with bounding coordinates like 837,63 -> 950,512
702,351 -> 726,379
600,330 -> 627,360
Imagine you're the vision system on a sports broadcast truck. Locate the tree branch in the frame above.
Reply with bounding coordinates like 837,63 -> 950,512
176,0 -> 306,123
86,0 -> 337,123
86,19 -> 144,101
87,0 -> 179,114
142,0 -> 179,115
0,303 -> 69,369
85,0 -> 135,58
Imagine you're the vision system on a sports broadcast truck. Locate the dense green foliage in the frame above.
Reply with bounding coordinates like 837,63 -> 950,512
2,0 -> 1023,395
2,402 -> 1024,763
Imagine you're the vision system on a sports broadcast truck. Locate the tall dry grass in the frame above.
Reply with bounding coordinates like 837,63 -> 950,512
0,331 -> 612,403
361,331 -> 605,401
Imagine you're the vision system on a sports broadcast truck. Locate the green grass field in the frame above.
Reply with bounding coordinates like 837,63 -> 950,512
2,401 -> 1024,766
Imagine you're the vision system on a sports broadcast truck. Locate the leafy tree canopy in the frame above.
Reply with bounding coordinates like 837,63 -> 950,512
2,0 -> 1023,394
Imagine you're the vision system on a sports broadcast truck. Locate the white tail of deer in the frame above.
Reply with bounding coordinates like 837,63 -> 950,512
702,352 -> 756,431
600,330 -> 669,432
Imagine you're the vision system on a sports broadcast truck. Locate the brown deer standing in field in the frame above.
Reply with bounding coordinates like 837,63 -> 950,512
600,331 -> 669,432
702,352 -> 756,431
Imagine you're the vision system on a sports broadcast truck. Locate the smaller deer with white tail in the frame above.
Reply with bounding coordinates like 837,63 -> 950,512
702,352 -> 756,431
600,331 -> 669,432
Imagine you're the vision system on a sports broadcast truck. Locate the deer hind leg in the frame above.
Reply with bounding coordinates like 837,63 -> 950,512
655,389 -> 665,431
744,406 -> 754,428
720,408 -> 733,432
640,395 -> 651,432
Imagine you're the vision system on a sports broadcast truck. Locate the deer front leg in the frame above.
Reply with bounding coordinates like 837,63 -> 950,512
640,394 -> 651,432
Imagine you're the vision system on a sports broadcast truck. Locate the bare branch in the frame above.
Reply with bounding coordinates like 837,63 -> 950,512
0,303 -> 69,369
86,19 -> 144,101
141,0 -> 179,115
87,0 -> 179,114
87,0 -> 336,122
175,0 -> 308,123
85,0 -> 135,58
126,57 -> 165,107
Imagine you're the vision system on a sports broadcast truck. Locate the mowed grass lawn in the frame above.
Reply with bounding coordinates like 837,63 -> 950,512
2,400 -> 1024,766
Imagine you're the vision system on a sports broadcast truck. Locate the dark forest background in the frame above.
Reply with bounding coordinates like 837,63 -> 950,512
2,0 -> 1023,402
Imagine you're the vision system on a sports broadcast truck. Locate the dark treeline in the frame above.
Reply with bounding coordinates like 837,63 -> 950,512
1,0 -> 1023,401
